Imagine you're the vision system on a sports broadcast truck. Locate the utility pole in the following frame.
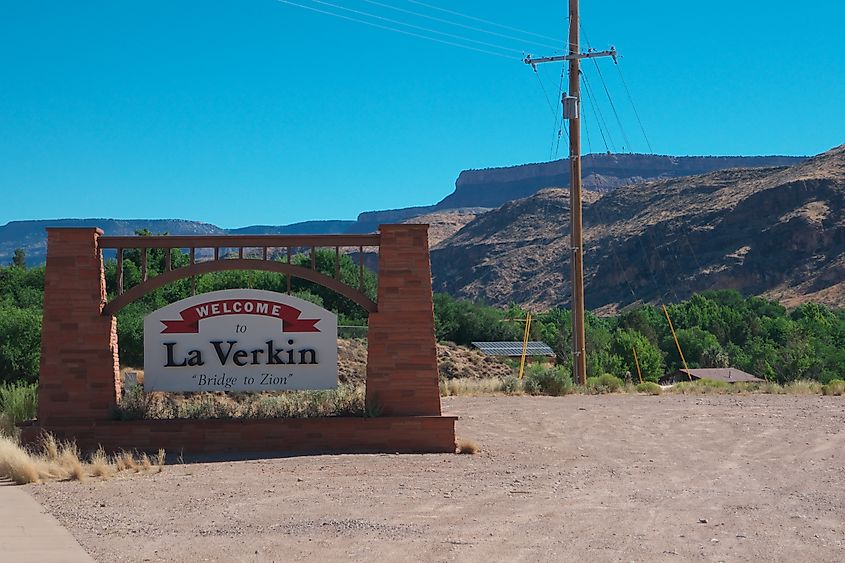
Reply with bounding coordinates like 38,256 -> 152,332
524,1 -> 616,385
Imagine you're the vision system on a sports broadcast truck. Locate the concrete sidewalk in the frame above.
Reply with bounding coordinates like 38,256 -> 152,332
0,481 -> 95,563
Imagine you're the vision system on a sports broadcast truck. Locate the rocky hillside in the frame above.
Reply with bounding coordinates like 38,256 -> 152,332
431,145 -> 845,311
338,339 -> 515,384
0,219 -> 225,266
404,208 -> 490,248
436,154 -> 806,210
1,153 -> 809,266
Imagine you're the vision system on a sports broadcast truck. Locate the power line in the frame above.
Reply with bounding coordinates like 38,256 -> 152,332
553,64 -> 569,159
580,23 -> 631,153
273,0 -> 519,60
533,68 -> 559,119
616,62 -> 654,153
360,0 -> 561,50
580,26 -> 632,152
592,58 -> 631,152
581,93 -> 594,155
406,0 -> 566,43
531,69 -> 562,161
581,70 -> 613,153
302,0 -> 524,55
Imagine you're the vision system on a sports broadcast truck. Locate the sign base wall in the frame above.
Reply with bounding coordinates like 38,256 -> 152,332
20,416 -> 458,455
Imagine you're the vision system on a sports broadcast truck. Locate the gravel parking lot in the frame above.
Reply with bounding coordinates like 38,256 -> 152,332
28,394 -> 845,562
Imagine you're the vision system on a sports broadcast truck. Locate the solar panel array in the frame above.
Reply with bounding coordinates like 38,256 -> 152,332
472,341 -> 556,357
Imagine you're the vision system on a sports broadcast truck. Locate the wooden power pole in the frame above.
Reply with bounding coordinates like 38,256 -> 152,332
524,1 -> 616,385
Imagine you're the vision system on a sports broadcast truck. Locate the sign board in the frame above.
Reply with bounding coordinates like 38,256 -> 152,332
143,289 -> 337,392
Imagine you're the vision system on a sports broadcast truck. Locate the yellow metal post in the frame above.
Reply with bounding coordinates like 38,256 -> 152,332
518,312 -> 532,380
662,304 -> 692,381
632,346 -> 643,384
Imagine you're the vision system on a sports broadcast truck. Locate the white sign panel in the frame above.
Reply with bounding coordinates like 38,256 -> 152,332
143,289 -> 337,392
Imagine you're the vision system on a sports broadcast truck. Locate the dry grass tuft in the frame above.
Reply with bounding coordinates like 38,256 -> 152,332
0,433 -> 165,484
0,435 -> 42,484
89,448 -> 113,479
156,449 -> 166,473
67,459 -> 87,482
42,433 -> 60,461
455,438 -> 480,455
116,451 -> 138,473
440,378 -> 508,397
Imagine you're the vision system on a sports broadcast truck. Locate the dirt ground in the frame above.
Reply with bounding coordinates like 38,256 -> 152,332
27,395 -> 845,562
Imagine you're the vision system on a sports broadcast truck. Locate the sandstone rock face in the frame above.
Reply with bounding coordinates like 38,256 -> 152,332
438,153 -> 807,210
405,209 -> 490,249
431,145 -> 845,311
3,154 -> 805,266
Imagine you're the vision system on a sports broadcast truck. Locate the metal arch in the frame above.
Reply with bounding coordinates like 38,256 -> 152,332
101,259 -> 377,316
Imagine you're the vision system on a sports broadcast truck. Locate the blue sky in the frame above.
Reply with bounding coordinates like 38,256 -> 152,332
1,1 -> 843,228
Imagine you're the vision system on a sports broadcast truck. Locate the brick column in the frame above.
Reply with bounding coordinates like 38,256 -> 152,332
38,228 -> 120,425
366,224 -> 441,416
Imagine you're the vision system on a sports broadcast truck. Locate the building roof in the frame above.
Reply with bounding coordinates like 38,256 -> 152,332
677,368 -> 765,383
472,341 -> 556,357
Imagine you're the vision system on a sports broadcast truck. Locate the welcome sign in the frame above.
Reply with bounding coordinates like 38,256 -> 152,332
143,289 -> 338,392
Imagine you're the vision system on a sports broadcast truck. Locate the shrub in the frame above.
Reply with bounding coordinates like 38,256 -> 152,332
0,382 -> 37,424
501,376 -> 521,395
178,394 -> 237,419
758,381 -> 784,394
115,384 -> 153,420
522,375 -> 540,395
784,379 -> 822,395
524,365 -> 572,396
455,438 -> 479,454
587,373 -> 623,394
700,378 -> 729,390
242,394 -> 286,418
635,382 -> 662,395
822,379 -> 845,396
331,384 -> 366,415
671,378 -> 730,394
115,385 -> 368,420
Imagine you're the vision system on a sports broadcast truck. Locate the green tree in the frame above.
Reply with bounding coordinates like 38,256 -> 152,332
433,293 -> 521,345
661,327 -> 721,369
701,346 -> 730,368
0,305 -> 41,383
291,249 -> 377,323
534,308 -> 571,361
618,305 -> 663,346
611,328 -> 664,382
11,248 -> 26,268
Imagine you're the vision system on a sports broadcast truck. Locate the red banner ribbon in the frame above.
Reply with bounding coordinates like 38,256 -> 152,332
160,299 -> 321,334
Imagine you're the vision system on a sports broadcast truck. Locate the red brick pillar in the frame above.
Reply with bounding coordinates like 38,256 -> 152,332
38,228 -> 120,425
366,224 -> 441,416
